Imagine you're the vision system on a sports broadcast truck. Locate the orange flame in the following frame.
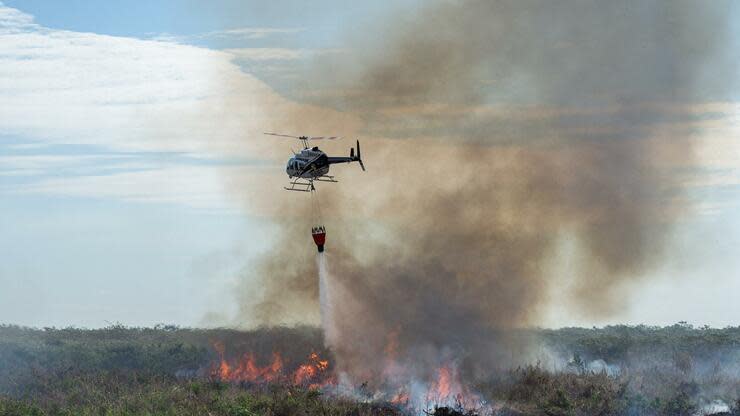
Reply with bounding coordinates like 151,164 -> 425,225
212,343 -> 331,388
213,342 -> 484,412
429,366 -> 452,402
390,390 -> 409,405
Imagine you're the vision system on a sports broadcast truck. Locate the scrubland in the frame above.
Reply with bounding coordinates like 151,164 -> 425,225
0,324 -> 738,416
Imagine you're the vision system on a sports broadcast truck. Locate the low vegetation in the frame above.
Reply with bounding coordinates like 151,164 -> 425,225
0,324 -> 738,415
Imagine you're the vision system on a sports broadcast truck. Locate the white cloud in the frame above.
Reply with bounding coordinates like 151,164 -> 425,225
0,31 -> 266,153
0,4 -> 360,211
150,27 -> 302,44
0,4 -> 355,153
199,27 -> 303,40
0,153 -> 152,177
8,164 -> 247,213
3,142 -> 49,150
0,3 -> 36,33
224,47 -> 311,61
0,154 -> 130,169
223,47 -> 345,62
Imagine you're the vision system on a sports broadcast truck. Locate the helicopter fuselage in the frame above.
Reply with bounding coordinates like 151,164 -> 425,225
286,147 -> 329,178
286,146 -> 355,179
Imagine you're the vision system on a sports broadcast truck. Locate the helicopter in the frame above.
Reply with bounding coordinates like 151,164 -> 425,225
265,132 -> 365,192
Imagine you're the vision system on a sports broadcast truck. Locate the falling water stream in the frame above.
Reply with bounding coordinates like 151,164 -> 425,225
317,253 -> 339,349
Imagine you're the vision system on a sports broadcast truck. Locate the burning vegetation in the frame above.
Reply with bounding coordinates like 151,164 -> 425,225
208,338 -> 488,413
212,341 -> 332,389
1,325 -> 740,415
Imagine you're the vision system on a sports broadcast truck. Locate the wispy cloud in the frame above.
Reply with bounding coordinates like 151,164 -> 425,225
224,47 -> 310,61
6,165 -> 246,213
0,2 -> 37,33
0,154 -> 131,171
200,27 -> 303,40
0,4 -> 302,155
150,27 -> 302,43
0,3 -> 356,211
224,47 -> 344,62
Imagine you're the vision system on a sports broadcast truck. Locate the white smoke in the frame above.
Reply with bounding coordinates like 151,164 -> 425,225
695,399 -> 730,416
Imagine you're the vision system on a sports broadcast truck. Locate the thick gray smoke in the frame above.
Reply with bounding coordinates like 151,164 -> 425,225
235,0 -> 737,388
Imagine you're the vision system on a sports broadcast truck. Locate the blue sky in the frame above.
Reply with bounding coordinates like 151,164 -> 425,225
1,1 -> 739,328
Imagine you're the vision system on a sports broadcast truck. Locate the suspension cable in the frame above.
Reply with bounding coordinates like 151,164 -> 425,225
310,186 -> 323,226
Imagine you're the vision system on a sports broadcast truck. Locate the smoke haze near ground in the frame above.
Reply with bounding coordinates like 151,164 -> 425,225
230,0 -> 738,386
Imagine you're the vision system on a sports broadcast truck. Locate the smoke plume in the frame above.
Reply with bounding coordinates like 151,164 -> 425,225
232,0 -> 737,389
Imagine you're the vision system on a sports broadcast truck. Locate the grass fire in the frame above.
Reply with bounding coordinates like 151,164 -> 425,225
1,0 -> 740,415
212,343 -> 332,388
2,325 -> 740,415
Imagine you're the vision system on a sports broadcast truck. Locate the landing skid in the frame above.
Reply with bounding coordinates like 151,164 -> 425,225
314,175 -> 338,183
284,175 -> 338,192
284,180 -> 313,192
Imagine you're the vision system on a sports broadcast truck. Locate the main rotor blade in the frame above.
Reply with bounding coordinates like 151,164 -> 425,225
264,132 -> 301,139
308,136 -> 340,140
265,133 -> 341,140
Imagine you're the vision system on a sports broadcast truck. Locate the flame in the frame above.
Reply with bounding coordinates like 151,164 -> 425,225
293,364 -> 317,384
423,363 -> 483,410
225,352 -> 284,383
428,366 -> 453,402
212,343 -> 331,388
385,361 -> 484,412
211,342 -> 484,412
390,390 -> 409,405
295,352 -> 331,386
